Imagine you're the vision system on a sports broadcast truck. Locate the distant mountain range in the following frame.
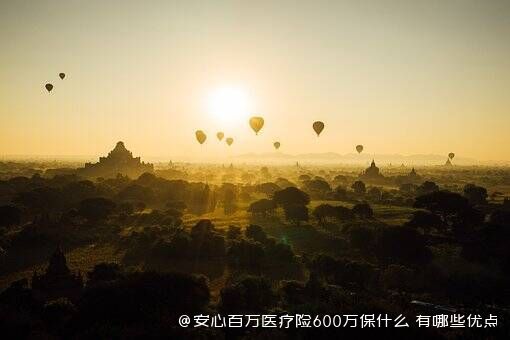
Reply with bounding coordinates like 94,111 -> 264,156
231,152 -> 484,165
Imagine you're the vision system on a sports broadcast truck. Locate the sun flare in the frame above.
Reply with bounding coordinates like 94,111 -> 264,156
206,86 -> 252,126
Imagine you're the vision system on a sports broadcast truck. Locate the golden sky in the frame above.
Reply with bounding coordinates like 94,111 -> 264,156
1,1 -> 509,161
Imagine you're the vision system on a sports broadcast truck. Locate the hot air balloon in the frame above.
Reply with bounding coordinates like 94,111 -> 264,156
274,141 -> 281,150
226,137 -> 234,146
249,116 -> 264,135
59,73 -> 65,80
216,132 -> 224,141
356,145 -> 364,154
448,153 -> 455,160
195,130 -> 207,144
313,121 -> 324,136
45,83 -> 53,92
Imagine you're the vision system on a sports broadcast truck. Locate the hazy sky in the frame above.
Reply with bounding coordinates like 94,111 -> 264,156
1,0 -> 509,161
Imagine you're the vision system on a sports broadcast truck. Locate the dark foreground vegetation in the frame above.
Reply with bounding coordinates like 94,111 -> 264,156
0,161 -> 509,338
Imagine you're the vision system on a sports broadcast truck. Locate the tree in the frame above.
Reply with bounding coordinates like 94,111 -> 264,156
116,184 -> 154,204
78,197 -> 116,222
463,184 -> 488,205
247,199 -> 277,217
348,226 -> 375,253
405,210 -> 444,234
13,187 -> 63,214
226,225 -> 242,239
273,187 -> 310,207
245,224 -> 267,243
414,190 -> 470,224
223,187 -> 237,215
255,182 -> 280,197
219,276 -> 276,315
399,183 -> 417,194
298,174 -> 311,182
0,205 -> 21,228
335,205 -> 355,221
333,186 -> 348,200
351,180 -> 366,195
302,179 -> 331,198
312,204 -> 337,225
87,263 -> 122,286
367,187 -> 382,200
352,202 -> 374,219
283,205 -> 309,225
375,226 -> 432,265
416,181 -> 439,196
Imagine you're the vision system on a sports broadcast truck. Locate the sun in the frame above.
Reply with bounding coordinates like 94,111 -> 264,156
206,86 -> 252,126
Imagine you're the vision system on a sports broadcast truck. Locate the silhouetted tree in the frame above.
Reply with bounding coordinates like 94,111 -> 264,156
463,183 -> 488,205
302,179 -> 331,198
116,184 -> 154,204
219,276 -> 276,315
352,202 -> 374,219
283,205 -> 309,226
245,224 -> 268,243
223,187 -> 237,215
227,239 -> 265,269
367,187 -> 382,200
255,182 -> 280,197
414,190 -> 469,224
399,183 -> 417,194
348,226 -> 375,254
335,205 -> 355,221
405,210 -> 444,234
313,204 -> 337,225
273,187 -> 310,207
78,197 -> 116,223
248,199 -> 277,217
298,174 -> 311,182
351,180 -> 366,195
87,263 -> 122,286
375,226 -> 432,265
0,205 -> 21,228
226,225 -> 242,240
416,181 -> 439,196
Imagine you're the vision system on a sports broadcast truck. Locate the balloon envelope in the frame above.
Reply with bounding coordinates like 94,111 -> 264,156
249,116 -> 264,135
195,130 -> 207,144
448,152 -> 455,159
45,83 -> 53,92
216,132 -> 224,141
313,121 -> 324,136
59,73 -> 65,80
356,145 -> 364,154
226,137 -> 234,146
274,141 -> 281,150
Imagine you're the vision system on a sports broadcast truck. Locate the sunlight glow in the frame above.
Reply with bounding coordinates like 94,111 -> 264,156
206,86 -> 252,126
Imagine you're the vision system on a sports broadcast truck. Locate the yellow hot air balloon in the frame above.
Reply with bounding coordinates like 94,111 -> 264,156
356,145 -> 364,154
45,83 -> 53,92
226,137 -> 234,146
313,121 -> 324,136
195,130 -> 207,144
448,152 -> 455,160
274,141 -> 281,150
59,73 -> 65,80
216,132 -> 224,141
249,116 -> 264,135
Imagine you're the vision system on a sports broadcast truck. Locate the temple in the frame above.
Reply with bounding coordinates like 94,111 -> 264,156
395,167 -> 422,185
32,245 -> 83,301
359,159 -> 385,182
78,141 -> 154,179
